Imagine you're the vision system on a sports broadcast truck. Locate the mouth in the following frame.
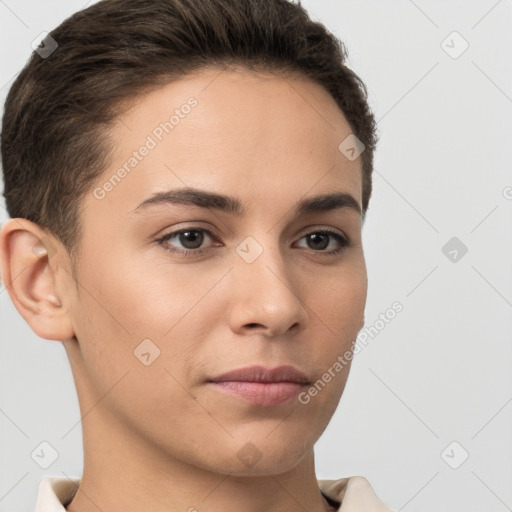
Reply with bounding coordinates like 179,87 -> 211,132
206,365 -> 311,407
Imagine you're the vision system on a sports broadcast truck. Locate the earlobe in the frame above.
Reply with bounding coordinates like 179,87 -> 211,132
0,218 -> 75,342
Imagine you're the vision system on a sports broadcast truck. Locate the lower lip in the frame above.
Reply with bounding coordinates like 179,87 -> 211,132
208,381 -> 306,406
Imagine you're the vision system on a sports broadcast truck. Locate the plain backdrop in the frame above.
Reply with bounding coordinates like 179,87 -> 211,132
1,1 -> 511,511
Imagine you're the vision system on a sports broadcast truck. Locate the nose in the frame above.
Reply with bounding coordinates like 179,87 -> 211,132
227,240 -> 308,337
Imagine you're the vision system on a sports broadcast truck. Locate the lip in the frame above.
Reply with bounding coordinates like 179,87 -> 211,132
208,365 -> 310,384
207,365 -> 311,407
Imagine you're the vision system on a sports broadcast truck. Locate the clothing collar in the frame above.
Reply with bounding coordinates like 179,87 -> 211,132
35,475 -> 394,511
318,477 -> 395,511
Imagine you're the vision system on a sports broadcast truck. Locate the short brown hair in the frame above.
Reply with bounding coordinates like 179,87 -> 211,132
1,0 -> 378,268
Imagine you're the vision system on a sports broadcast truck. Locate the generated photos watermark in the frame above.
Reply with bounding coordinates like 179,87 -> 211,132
298,301 -> 403,404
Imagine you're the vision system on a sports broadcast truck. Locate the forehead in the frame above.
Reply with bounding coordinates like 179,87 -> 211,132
87,66 -> 363,221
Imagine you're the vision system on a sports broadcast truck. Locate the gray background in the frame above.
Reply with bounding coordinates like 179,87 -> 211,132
1,0 -> 511,510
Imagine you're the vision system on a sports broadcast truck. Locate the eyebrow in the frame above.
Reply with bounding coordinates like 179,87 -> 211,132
130,187 -> 363,219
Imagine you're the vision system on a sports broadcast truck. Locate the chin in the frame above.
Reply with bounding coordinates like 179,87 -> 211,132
207,433 -> 315,477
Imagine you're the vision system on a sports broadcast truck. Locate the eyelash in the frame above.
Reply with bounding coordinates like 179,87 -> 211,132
155,227 -> 350,258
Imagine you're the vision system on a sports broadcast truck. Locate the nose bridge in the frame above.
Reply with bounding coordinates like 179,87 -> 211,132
235,233 -> 290,292
230,233 -> 307,331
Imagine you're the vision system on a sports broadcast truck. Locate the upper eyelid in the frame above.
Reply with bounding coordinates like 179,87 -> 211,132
160,224 -> 347,236
158,225 -> 349,246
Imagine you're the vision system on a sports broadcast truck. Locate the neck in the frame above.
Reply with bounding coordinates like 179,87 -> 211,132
64,407 -> 335,512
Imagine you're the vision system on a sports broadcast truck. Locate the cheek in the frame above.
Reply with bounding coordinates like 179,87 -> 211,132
300,271 -> 365,415
78,247 -> 205,337
69,266 -> 204,431
309,261 -> 367,329
71,252 -> 216,388
303,262 -> 367,397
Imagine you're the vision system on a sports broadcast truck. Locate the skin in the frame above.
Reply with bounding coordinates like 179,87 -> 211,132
0,66 -> 367,512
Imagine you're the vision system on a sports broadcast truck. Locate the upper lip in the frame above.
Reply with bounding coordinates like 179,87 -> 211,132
208,365 -> 310,385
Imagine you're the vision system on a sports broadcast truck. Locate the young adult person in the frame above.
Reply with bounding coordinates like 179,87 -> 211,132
0,0 -> 394,510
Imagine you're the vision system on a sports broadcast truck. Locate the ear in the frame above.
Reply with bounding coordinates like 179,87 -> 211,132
0,218 -> 76,341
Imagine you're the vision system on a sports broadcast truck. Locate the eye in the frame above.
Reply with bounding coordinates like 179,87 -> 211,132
295,229 -> 350,256
156,228 -> 218,256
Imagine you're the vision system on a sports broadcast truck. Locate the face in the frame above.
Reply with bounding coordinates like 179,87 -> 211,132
60,66 -> 367,476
